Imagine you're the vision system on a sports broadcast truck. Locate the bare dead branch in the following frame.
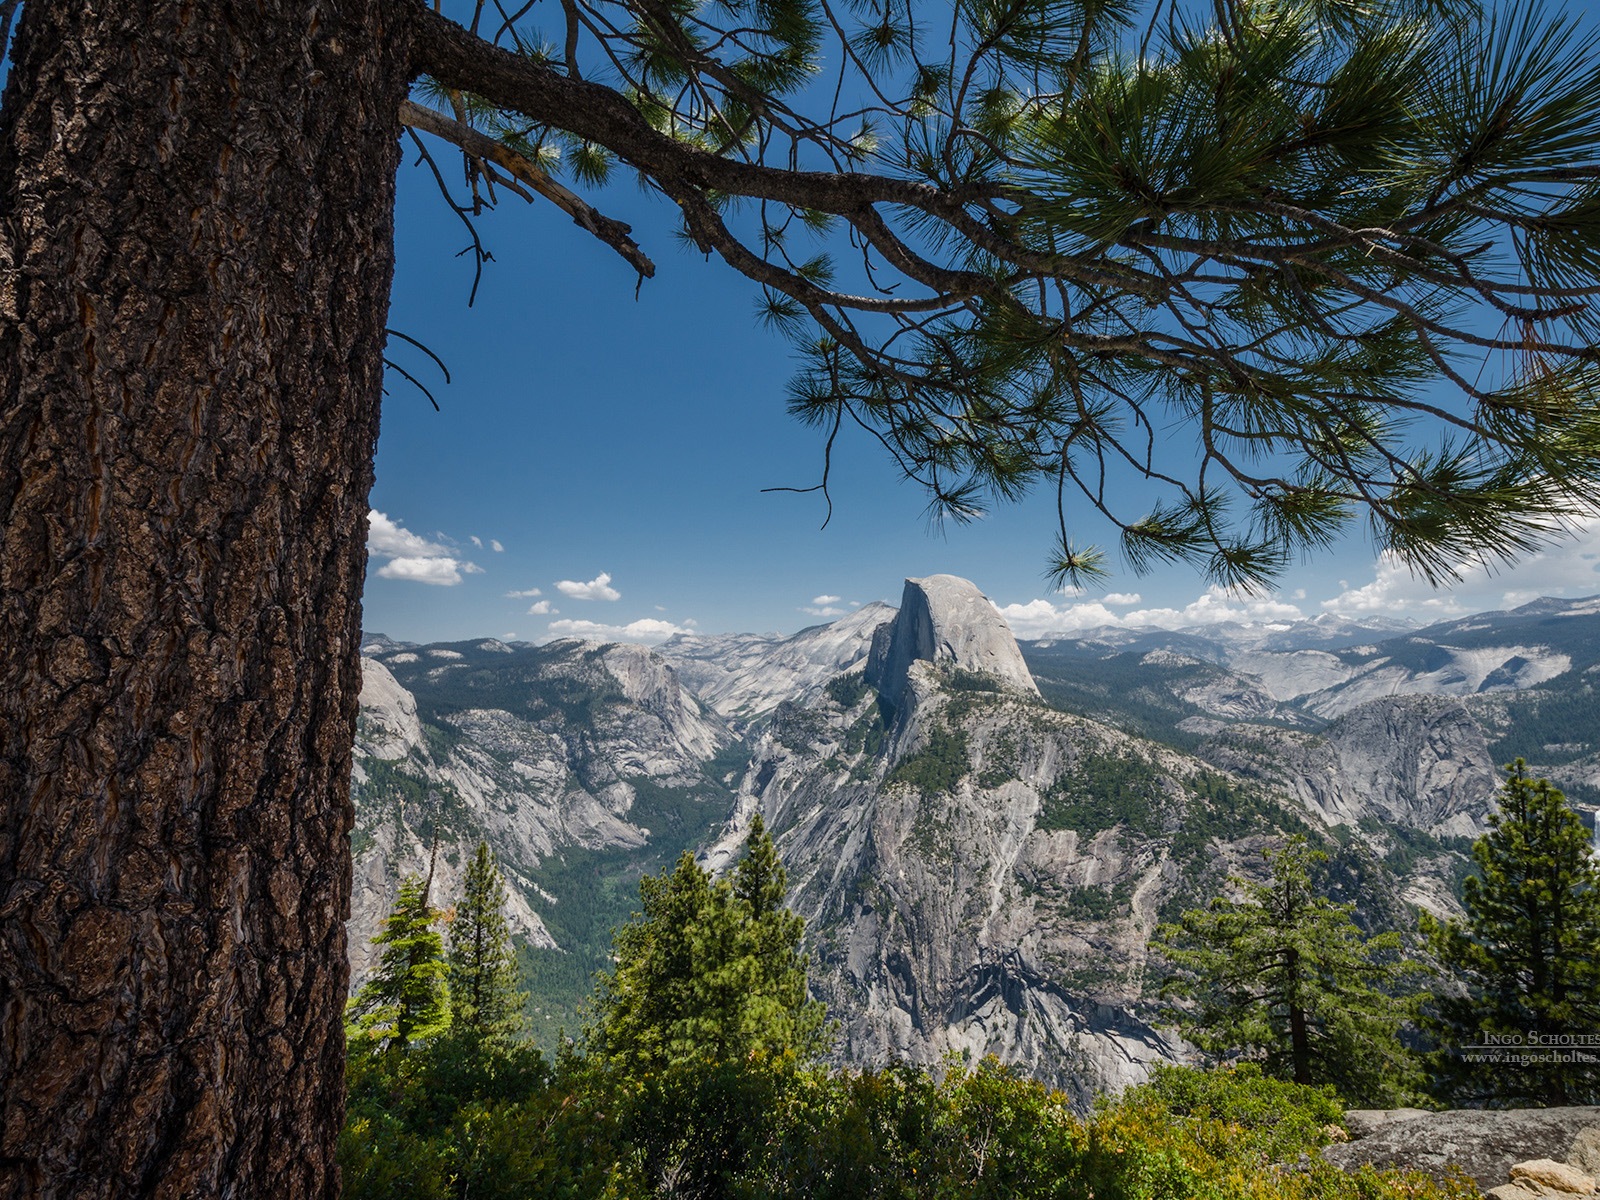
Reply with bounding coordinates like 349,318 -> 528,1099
400,98 -> 656,278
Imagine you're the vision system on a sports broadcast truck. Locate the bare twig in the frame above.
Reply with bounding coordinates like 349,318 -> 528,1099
400,98 -> 656,278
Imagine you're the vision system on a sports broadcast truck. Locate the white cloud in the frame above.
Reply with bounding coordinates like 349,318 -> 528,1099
992,585 -> 1305,639
811,594 -> 842,606
368,510 -> 452,559
556,572 -> 622,602
1318,555 -> 1469,620
491,540 -> 504,553
506,587 -> 542,598
367,511 -> 480,585
377,556 -> 473,586
1121,588 -> 1303,629
470,535 -> 484,548
803,604 -> 846,617
503,631 -> 518,640
992,598 -> 1128,638
527,600 -> 557,615
544,617 -> 689,645
1321,521 -> 1600,621
1102,592 -> 1142,606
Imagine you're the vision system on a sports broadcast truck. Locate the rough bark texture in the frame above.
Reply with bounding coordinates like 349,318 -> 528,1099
0,2 -> 411,1196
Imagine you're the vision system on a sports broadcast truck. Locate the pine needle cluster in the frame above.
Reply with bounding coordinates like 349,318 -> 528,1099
419,0 -> 1600,585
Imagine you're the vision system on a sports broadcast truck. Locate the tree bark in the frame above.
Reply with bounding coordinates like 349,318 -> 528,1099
1284,945 -> 1312,1087
0,2 -> 411,1196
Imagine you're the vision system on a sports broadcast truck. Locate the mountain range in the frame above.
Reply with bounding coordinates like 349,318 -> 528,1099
350,579 -> 1600,1099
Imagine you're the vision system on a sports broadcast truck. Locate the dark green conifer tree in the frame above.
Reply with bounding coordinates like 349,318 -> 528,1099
448,842 -> 527,1045
347,874 -> 452,1053
588,815 -> 826,1199
1423,762 -> 1600,1105
1154,837 -> 1423,1105
593,815 -> 826,1072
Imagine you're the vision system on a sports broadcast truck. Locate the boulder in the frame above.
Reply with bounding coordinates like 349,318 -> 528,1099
1486,1184 -> 1541,1200
1345,1108 -> 1433,1140
1321,1108 -> 1600,1191
1571,1129 -> 1600,1178
1509,1159 -> 1595,1195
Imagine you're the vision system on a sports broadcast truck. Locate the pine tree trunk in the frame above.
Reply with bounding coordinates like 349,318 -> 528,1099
0,2 -> 411,1195
1284,947 -> 1311,1086
1288,1002 -> 1311,1086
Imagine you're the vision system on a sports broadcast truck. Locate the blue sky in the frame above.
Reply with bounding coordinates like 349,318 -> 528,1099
364,7 -> 1600,646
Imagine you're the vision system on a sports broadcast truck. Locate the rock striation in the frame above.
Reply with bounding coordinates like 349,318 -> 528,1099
865,575 -> 1039,712
660,603 -> 893,727
1199,695 -> 1499,842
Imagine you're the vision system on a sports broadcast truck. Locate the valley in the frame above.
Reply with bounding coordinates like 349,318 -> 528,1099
350,577 -> 1600,1098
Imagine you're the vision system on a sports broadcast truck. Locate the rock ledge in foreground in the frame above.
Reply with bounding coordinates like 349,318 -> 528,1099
1323,1107 -> 1600,1192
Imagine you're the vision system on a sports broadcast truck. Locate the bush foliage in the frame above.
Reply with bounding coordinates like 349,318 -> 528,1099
340,831 -> 1479,1200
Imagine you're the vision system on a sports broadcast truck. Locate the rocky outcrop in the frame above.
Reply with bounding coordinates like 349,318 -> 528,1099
348,639 -> 737,984
1323,698 -> 1500,837
1344,1109 -> 1431,1140
357,656 -> 425,760
578,641 -> 729,776
716,679 -> 1191,1103
866,576 -> 1039,713
1495,1159 -> 1597,1200
1304,643 -> 1573,719
1324,1107 -> 1600,1192
660,603 -> 893,727
1200,695 -> 1498,840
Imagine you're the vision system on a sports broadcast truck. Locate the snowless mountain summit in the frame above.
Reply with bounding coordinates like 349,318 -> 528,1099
350,587 -> 1600,1087
660,602 -> 894,726
866,574 -> 1040,711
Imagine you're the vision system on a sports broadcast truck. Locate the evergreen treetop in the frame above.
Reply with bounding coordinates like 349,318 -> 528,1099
347,874 -> 452,1053
1154,836 -> 1423,1106
589,815 -> 827,1074
448,841 -> 527,1044
1423,761 -> 1600,1105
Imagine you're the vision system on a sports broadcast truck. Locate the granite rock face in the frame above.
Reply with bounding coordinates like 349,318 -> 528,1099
1343,1109 -> 1432,1141
348,638 -> 735,984
358,656 -> 426,760
710,686 -> 1190,1103
866,575 -> 1040,712
660,603 -> 893,728
1324,1107 -> 1600,1191
1200,695 -> 1499,842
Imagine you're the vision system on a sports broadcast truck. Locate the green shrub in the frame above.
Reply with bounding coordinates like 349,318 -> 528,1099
1116,1064 -> 1343,1160
826,672 -> 872,708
